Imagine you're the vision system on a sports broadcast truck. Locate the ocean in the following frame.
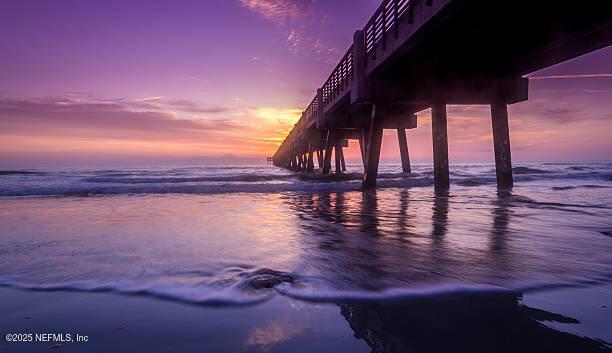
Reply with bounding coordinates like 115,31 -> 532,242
1,162 -> 612,352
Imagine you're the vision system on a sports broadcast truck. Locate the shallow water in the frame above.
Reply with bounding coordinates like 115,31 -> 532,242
1,163 -> 611,306
1,162 -> 610,197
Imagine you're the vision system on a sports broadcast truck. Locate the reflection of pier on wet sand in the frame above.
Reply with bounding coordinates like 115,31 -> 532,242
286,189 -> 519,288
285,189 -> 612,352
340,290 -> 609,353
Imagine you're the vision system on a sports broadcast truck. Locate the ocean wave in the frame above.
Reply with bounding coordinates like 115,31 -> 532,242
0,164 -> 611,197
277,269 -> 612,304
0,280 -> 272,307
0,174 -> 608,197
552,185 -> 611,191
0,175 -> 439,197
81,174 -> 297,184
509,195 -> 608,213
513,167 -> 553,175
0,181 -> 361,197
276,283 -> 518,303
456,178 -> 494,186
0,268 -> 295,307
0,170 -> 45,176
2,268 -> 612,307
567,166 -> 592,171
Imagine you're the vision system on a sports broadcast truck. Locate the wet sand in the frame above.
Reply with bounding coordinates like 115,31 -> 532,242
0,287 -> 366,353
1,284 -> 610,353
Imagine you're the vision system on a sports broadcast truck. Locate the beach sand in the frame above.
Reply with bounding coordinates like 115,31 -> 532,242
1,284 -> 610,353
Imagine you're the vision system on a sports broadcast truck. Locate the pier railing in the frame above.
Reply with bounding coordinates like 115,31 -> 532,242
277,0 -> 418,158
303,95 -> 319,127
365,0 -> 412,57
321,45 -> 354,108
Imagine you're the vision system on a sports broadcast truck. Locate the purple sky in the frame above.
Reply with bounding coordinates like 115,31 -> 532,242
0,0 -> 611,167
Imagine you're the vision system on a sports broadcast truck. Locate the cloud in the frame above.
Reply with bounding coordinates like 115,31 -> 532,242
163,100 -> 230,114
284,29 -> 340,60
0,97 -> 243,143
125,97 -> 231,114
238,0 -> 340,62
239,0 -> 314,24
0,96 -> 305,165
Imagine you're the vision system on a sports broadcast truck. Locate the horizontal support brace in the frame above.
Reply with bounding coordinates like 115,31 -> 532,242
371,77 -> 529,105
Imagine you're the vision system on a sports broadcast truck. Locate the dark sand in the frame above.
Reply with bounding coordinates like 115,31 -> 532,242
1,284 -> 611,353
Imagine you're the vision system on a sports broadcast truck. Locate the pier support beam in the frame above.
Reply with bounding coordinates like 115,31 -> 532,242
302,149 -> 307,171
491,103 -> 513,188
363,105 -> 384,189
323,130 -> 335,174
297,148 -> 303,170
292,154 -> 299,170
397,128 -> 412,173
296,151 -> 301,170
358,130 -> 367,167
335,137 -> 343,174
307,142 -> 315,172
431,103 -> 450,190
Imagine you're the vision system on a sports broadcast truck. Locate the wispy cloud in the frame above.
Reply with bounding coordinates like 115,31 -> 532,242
163,100 -> 230,114
238,0 -> 340,63
125,97 -> 231,115
239,0 -> 314,24
0,97 -> 242,143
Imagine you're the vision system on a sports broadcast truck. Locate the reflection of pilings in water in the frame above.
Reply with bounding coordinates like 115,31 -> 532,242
339,292 -> 610,353
318,192 -> 334,223
333,192 -> 346,224
428,190 -> 450,278
289,190 -> 415,239
431,190 -> 449,241
360,190 -> 379,235
295,191 -> 315,221
398,189 -> 415,233
285,191 -> 393,287
486,190 -> 515,277
490,190 -> 512,252
287,192 -> 363,230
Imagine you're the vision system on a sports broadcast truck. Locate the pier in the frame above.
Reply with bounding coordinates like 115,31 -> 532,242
272,0 -> 612,189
